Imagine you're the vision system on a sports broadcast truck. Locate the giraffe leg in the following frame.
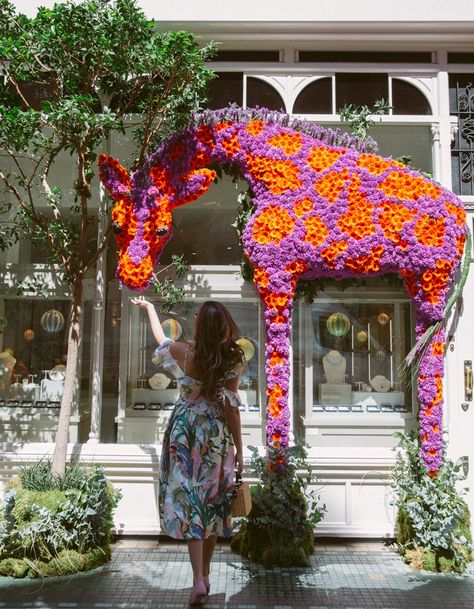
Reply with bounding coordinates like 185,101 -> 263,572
253,265 -> 301,455
401,270 -> 447,475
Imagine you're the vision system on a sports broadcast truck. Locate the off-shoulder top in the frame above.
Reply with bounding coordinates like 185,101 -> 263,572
152,338 -> 243,408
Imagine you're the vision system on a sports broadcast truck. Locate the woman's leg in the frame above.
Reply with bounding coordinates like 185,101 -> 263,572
187,539 -> 204,583
203,534 -> 218,578
187,540 -> 207,605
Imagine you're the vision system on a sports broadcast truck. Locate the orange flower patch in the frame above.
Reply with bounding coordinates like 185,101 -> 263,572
264,291 -> 290,311
345,244 -> 384,274
246,154 -> 302,195
215,121 -> 234,131
431,341 -> 444,356
314,168 -> 349,203
337,174 -> 376,239
150,165 -> 173,195
321,240 -> 349,268
445,201 -> 466,227
118,252 -> 153,289
414,214 -> 446,247
286,259 -> 308,275
195,124 -> 215,148
190,150 -> 211,169
456,234 -> 466,258
268,384 -> 285,417
112,199 -> 137,248
378,171 -> 442,201
269,351 -> 284,367
307,146 -> 343,173
304,215 -> 329,247
378,201 -> 418,247
221,134 -> 241,156
399,268 -> 419,297
268,132 -> 302,155
294,197 -> 313,218
246,119 -> 265,136
253,267 -> 270,288
143,204 -> 172,254
357,153 -> 391,175
420,259 -> 453,304
252,205 -> 296,245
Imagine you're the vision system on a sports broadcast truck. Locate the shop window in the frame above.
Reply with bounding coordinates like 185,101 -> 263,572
292,78 -> 332,114
370,124 -> 433,174
293,297 -> 413,445
120,298 -> 263,444
0,299 -> 69,405
246,77 -> 285,111
449,74 -> 474,195
160,176 -> 243,265
391,79 -> 431,115
206,72 -> 243,109
336,73 -> 388,111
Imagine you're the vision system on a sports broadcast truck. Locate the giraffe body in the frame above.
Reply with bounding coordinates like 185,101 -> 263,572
99,108 -> 467,473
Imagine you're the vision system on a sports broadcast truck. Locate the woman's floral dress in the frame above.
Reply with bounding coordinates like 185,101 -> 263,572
153,338 -> 242,540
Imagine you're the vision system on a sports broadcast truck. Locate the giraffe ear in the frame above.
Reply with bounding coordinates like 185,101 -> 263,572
98,154 -> 131,201
173,168 -> 217,208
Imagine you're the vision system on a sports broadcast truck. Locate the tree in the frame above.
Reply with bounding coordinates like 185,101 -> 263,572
0,0 -> 215,474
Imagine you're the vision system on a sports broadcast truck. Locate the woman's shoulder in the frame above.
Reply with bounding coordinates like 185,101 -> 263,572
169,341 -> 192,358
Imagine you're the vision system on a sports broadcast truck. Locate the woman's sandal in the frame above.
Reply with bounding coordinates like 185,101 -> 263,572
189,580 -> 207,606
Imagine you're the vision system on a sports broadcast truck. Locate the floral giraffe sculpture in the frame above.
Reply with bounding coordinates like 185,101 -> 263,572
99,107 -> 468,475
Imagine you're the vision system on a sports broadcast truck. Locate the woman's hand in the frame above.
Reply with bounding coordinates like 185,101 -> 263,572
234,449 -> 244,476
131,296 -> 153,310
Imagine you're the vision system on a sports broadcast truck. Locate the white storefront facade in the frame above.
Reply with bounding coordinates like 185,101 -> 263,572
1,1 -> 474,538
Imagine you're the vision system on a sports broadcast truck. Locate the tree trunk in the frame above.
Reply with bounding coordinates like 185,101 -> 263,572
51,277 -> 84,476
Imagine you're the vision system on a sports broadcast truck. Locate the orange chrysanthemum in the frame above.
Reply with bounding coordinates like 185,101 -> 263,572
303,215 -> 329,247
378,171 -> 442,201
445,201 -> 467,227
294,197 -> 314,218
246,154 -> 302,195
345,244 -> 384,274
414,214 -> 446,247
378,201 -> 418,247
307,146 -> 344,173
252,206 -> 296,245
253,267 -> 270,289
431,341 -> 444,356
246,120 -> 265,136
337,174 -> 376,239
314,168 -> 349,203
221,134 -> 241,155
268,132 -> 302,155
321,240 -> 349,268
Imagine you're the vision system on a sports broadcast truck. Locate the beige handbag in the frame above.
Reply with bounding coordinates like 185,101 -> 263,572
231,473 -> 252,517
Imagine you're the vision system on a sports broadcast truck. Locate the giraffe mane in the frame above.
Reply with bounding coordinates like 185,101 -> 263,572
191,104 -> 378,153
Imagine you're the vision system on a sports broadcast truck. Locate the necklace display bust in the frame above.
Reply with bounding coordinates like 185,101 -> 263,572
322,350 -> 346,384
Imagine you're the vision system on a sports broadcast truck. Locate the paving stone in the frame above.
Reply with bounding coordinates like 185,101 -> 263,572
0,543 -> 473,608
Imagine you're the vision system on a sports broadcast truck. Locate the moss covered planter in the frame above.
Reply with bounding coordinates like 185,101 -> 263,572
231,445 -> 325,568
0,462 -> 121,578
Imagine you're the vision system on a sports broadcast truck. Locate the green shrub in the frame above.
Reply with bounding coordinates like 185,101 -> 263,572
392,431 -> 473,573
232,444 -> 325,567
0,462 -> 121,577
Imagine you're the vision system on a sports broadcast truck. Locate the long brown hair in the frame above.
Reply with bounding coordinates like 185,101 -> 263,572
193,301 -> 243,401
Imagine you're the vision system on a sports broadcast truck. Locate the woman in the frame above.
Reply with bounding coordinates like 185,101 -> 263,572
131,298 -> 244,606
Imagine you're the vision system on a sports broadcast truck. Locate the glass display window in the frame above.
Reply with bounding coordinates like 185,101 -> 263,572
126,297 -> 263,422
293,292 -> 414,441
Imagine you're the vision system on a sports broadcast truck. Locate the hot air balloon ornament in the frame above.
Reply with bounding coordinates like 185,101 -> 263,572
41,309 -> 65,334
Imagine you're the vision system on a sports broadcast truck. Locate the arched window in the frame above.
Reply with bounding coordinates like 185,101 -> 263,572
246,77 -> 285,111
292,78 -> 332,114
336,73 -> 388,111
391,79 -> 432,115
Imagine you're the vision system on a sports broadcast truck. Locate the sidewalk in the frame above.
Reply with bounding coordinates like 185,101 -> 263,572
1,539 -> 474,609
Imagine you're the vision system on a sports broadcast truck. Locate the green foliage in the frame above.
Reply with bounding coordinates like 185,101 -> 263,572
338,99 -> 392,139
0,462 -> 121,577
151,254 -> 190,313
0,0 -> 215,282
232,444 -> 326,567
391,430 -> 473,573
